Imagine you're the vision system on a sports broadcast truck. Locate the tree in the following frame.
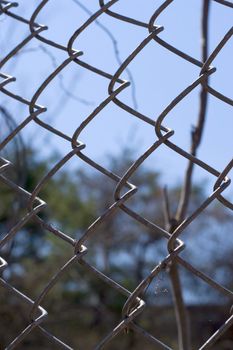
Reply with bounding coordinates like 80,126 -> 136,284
0,139 -> 233,349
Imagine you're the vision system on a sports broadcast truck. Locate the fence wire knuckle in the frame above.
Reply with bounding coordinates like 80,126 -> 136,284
0,0 -> 232,349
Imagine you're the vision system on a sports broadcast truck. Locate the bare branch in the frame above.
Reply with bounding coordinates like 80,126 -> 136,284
167,3 -> 211,350
71,0 -> 138,110
39,44 -> 94,107
162,185 -> 171,230
176,0 -> 211,223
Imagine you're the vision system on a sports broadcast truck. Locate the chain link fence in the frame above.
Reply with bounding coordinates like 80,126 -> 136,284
0,0 -> 233,349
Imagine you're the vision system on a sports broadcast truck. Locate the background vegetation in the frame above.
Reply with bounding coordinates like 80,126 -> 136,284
0,133 -> 232,349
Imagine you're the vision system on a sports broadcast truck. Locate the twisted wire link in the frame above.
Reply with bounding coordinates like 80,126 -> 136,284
0,0 -> 232,349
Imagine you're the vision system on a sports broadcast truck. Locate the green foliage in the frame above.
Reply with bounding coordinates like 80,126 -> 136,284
0,146 -> 233,348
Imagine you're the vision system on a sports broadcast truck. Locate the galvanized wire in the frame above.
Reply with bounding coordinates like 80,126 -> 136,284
0,0 -> 232,349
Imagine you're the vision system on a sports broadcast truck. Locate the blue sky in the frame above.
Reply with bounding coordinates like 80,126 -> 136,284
1,0 -> 232,192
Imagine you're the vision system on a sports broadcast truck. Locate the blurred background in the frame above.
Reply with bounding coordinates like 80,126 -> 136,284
0,0 -> 233,349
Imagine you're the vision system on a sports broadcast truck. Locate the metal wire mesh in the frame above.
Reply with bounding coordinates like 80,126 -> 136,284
0,0 -> 233,349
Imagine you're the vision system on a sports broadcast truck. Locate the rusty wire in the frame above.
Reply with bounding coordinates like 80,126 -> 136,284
0,0 -> 232,349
